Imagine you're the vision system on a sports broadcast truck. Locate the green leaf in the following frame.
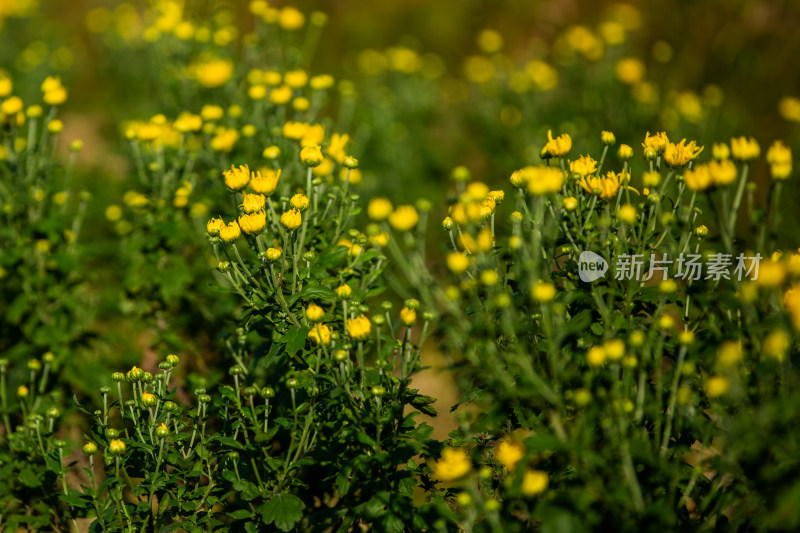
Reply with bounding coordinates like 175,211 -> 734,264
233,479 -> 260,501
284,327 -> 309,356
260,493 -> 306,532
229,509 -> 253,520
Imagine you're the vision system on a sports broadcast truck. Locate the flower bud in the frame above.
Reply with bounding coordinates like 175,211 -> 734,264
109,439 -> 126,456
141,392 -> 157,407
305,303 -> 325,322
261,387 -> 275,398
290,193 -> 310,211
83,442 -> 98,455
300,145 -> 323,167
155,423 -> 169,438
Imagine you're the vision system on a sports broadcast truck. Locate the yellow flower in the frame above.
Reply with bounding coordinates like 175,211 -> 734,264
305,303 -> 325,322
579,170 -> 627,199
284,69 -> 308,88
280,209 -> 302,230
219,221 -> 241,243
705,375 -> 730,398
756,260 -> 786,287
201,105 -> 224,121
712,143 -> 730,160
347,315 -> 372,339
684,165 -> 712,191
601,130 -> 616,145
248,84 -> 267,100
400,307 -> 417,326
730,136 -> 760,161
335,284 -> 353,299
521,469 -> 549,496
663,139 -> 704,168
141,392 -> 157,407
224,164 -> 251,191
278,6 -> 305,30
763,329 -> 790,363
447,253 -> 470,274
290,193 -> 310,211
17,385 -> 29,398
327,133 -> 350,164
1,95 -> 23,115
0,76 -> 11,97
618,204 -> 637,224
562,197 -> 578,211
207,217 -> 225,236
300,145 -> 323,167
617,144 -> 634,160
586,345 -> 607,366
525,166 -> 564,195
642,171 -> 661,187
43,86 -> 67,106
238,211 -> 267,234
708,159 -> 737,186
785,285 -> 800,330
779,96 -> 800,123
615,57 -> 645,84
192,58 -> 234,88
210,128 -> 239,152
174,112 -> 202,132
767,140 -> 792,180
496,440 -> 524,470
364,198 -> 392,222
716,341 -> 742,368
388,205 -> 419,232
266,248 -> 282,262
308,323 -> 331,345
105,205 -> 123,222
433,448 -> 472,481
531,281 -> 556,303
542,130 -> 572,158
642,131 -> 669,155
263,145 -> 280,159
569,155 -> 598,177
269,85 -> 293,105
241,193 -> 266,214
310,74 -> 335,90
41,76 -> 62,93
604,339 -> 626,360
250,169 -> 280,195
109,439 -> 127,456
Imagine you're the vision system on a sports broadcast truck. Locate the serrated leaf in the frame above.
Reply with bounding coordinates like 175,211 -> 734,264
260,493 -> 305,532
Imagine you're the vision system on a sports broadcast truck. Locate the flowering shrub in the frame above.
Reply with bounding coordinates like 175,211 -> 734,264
389,131 -> 800,530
